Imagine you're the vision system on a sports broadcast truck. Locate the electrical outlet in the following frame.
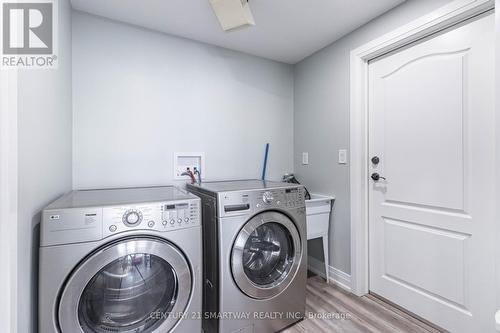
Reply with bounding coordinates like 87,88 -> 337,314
338,149 -> 347,164
302,152 -> 309,165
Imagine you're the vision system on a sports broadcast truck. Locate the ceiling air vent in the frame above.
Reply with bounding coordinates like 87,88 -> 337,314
209,0 -> 255,32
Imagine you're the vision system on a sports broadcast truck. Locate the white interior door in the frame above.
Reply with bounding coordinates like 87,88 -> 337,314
368,13 -> 495,333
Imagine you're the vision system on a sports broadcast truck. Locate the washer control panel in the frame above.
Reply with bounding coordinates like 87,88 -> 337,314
219,186 -> 305,217
257,187 -> 304,208
103,199 -> 200,237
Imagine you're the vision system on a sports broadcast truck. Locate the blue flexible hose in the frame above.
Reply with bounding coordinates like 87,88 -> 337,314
261,143 -> 269,180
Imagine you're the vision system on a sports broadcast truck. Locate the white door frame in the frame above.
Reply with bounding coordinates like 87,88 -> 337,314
349,0 -> 495,296
0,69 -> 18,332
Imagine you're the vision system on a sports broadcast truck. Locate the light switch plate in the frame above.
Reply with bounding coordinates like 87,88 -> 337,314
338,149 -> 347,164
302,152 -> 309,165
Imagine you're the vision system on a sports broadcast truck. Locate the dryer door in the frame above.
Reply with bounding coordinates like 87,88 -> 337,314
58,237 -> 192,333
231,211 -> 302,299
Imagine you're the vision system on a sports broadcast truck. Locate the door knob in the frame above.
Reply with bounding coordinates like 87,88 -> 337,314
371,173 -> 386,181
371,156 -> 380,165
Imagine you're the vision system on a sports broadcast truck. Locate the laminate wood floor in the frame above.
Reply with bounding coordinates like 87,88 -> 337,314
283,275 -> 444,333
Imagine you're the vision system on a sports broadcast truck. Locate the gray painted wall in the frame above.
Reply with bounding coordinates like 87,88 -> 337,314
72,12 -> 294,189
16,0 -> 73,332
294,0 -> 453,275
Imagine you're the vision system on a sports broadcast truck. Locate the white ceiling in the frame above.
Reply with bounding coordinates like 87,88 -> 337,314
70,0 -> 406,64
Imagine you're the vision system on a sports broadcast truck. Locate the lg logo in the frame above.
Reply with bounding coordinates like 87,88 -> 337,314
2,1 -> 53,54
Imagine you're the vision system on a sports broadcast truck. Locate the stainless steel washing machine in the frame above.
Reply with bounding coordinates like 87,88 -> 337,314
187,180 -> 307,333
38,186 -> 202,333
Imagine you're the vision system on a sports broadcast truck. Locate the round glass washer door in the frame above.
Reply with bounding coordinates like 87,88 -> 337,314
231,211 -> 302,299
58,238 -> 192,333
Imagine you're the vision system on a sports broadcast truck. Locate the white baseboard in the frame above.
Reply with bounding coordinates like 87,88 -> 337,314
307,256 -> 352,292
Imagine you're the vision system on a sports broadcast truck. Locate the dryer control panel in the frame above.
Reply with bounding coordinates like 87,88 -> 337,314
102,200 -> 200,237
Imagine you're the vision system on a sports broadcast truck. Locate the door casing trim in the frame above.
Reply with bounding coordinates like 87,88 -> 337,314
349,0 -> 495,296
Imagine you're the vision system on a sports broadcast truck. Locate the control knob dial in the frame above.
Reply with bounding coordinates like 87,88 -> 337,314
262,191 -> 274,204
123,209 -> 143,226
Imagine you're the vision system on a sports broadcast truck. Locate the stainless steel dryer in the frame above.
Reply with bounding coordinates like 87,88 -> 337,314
39,186 -> 202,333
187,180 -> 307,333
